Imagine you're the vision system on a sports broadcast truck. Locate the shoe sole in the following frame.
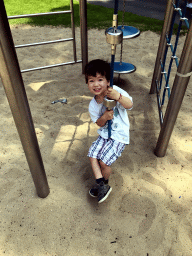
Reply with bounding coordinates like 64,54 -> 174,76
98,187 -> 112,203
89,190 -> 97,198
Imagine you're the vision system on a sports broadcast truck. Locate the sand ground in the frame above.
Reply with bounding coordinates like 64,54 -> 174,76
0,25 -> 192,255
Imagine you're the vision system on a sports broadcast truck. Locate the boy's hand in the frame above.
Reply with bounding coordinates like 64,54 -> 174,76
96,109 -> 113,127
107,87 -> 133,109
103,109 -> 114,120
106,87 -> 120,101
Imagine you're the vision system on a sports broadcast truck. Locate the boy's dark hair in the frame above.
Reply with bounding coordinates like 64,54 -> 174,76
84,59 -> 110,83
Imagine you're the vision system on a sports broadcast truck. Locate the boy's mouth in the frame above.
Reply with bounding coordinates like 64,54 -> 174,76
94,88 -> 101,93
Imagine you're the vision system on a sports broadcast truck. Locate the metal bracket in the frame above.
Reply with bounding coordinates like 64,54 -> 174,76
103,97 -> 116,110
51,98 -> 67,104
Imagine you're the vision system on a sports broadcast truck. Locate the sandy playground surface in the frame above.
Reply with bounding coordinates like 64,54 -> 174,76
0,24 -> 192,255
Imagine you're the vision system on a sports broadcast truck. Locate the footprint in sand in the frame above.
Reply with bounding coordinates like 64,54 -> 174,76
178,209 -> 192,254
142,171 -> 172,197
119,193 -> 157,236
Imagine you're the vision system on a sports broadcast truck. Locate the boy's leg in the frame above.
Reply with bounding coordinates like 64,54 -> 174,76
89,157 -> 104,198
89,157 -> 112,202
89,157 -> 103,179
99,160 -> 112,180
96,160 -> 112,203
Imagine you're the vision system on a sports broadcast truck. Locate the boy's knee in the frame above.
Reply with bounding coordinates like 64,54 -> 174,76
100,160 -> 107,168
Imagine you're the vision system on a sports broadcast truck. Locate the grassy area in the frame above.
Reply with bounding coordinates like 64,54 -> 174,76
4,0 -> 187,34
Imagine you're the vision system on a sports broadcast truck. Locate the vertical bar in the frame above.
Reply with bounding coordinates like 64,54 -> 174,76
154,20 -> 192,157
114,0 -> 119,14
107,55 -> 115,139
70,0 -> 77,62
110,54 -> 115,88
79,0 -> 88,73
150,0 -> 174,94
0,0 -> 49,198
108,0 -> 119,139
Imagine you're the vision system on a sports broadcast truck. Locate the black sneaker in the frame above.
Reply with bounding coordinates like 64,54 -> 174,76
89,184 -> 99,197
98,181 -> 112,203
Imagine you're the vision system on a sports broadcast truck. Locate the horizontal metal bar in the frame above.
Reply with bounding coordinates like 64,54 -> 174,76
15,38 -> 73,49
8,10 -> 71,20
21,60 -> 82,73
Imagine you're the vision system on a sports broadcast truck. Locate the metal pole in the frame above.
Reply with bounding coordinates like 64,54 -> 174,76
0,0 -> 49,198
108,54 -> 115,138
79,0 -> 88,74
150,0 -> 174,94
109,0 -> 120,88
8,10 -> 71,19
108,0 -> 120,138
154,19 -> 192,157
70,0 -> 77,62
21,60 -> 82,73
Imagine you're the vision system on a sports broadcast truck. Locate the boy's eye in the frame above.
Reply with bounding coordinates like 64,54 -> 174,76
99,79 -> 103,81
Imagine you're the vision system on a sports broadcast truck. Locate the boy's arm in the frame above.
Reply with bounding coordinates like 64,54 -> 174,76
107,87 -> 133,110
96,109 -> 113,127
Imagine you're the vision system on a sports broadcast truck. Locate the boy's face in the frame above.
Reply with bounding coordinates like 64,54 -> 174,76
87,73 -> 110,97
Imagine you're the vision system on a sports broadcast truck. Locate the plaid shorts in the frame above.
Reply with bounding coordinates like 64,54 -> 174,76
88,136 -> 126,166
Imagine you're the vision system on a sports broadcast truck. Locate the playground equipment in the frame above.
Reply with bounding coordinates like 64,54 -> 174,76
150,0 -> 192,157
113,0 -> 140,77
0,0 -> 88,198
105,0 -> 140,138
105,0 -> 123,138
7,0 -> 88,73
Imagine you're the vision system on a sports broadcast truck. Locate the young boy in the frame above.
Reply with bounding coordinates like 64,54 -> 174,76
85,59 -> 133,203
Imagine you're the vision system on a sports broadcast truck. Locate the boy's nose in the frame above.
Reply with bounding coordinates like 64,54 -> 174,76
94,81 -> 99,86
